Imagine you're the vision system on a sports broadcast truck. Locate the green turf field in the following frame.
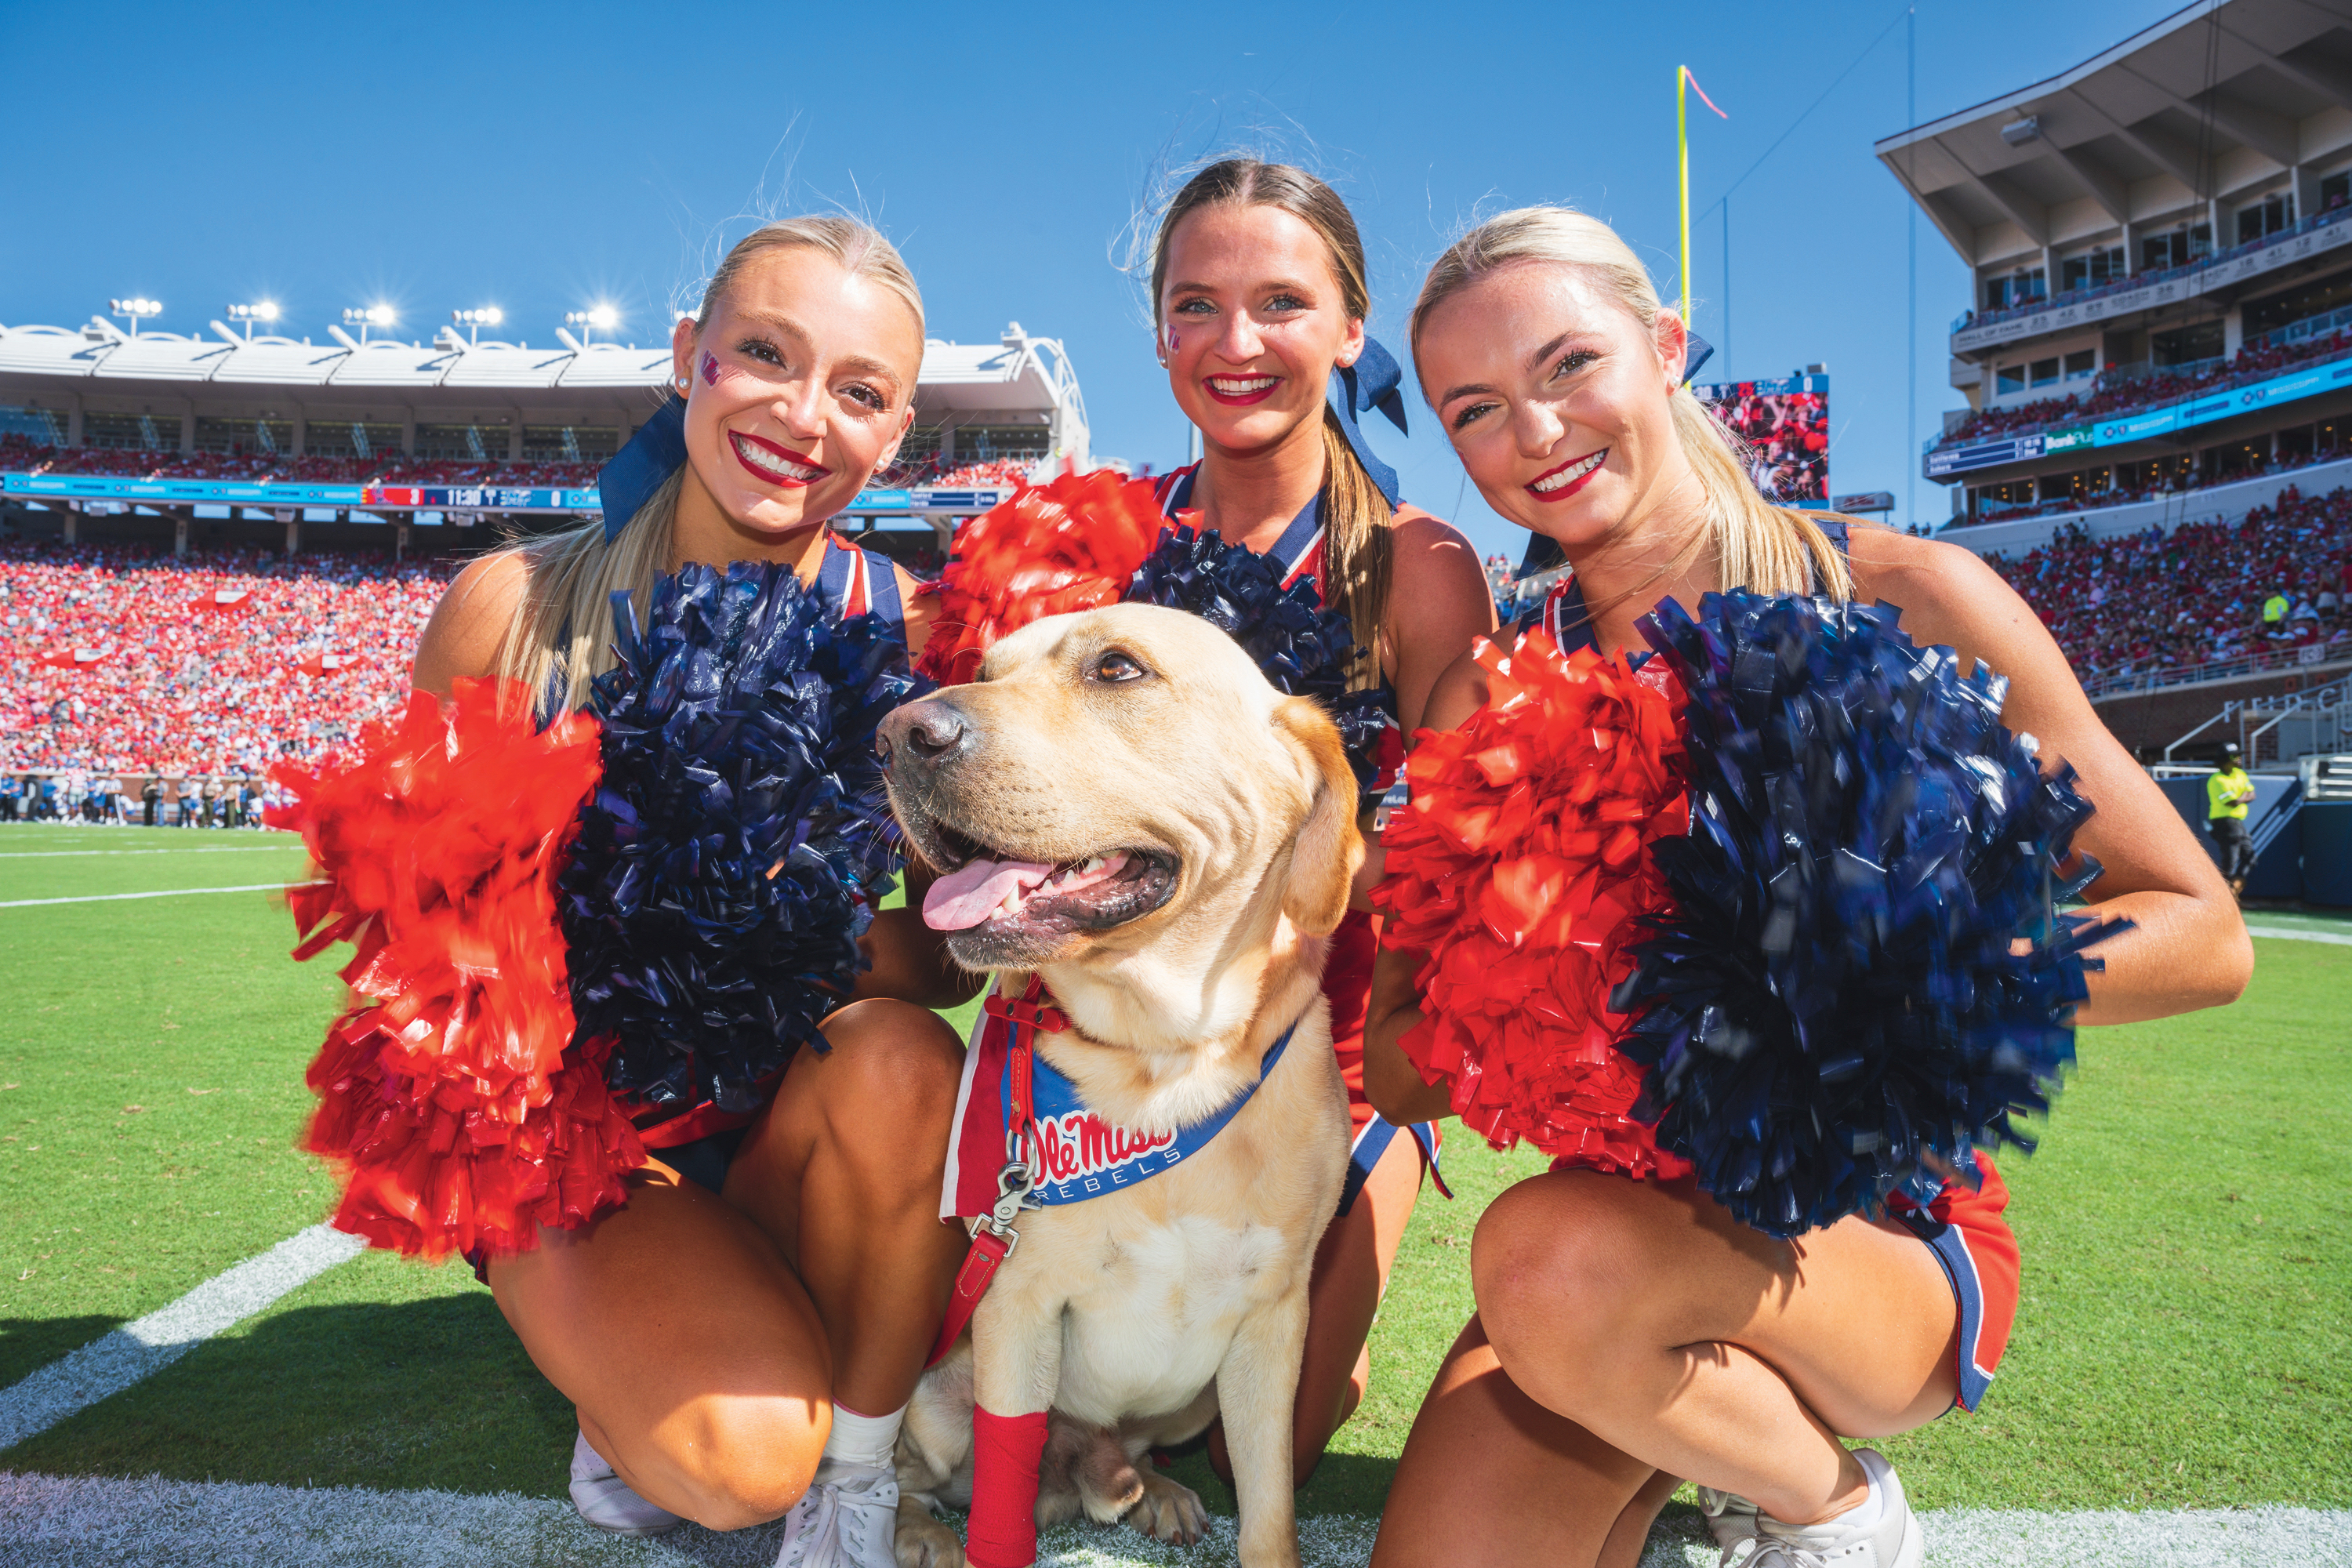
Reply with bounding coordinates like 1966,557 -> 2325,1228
0,824 -> 2346,1528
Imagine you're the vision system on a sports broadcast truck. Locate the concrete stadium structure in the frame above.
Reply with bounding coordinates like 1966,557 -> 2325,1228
0,309 -> 1091,558
1880,0 -> 2352,536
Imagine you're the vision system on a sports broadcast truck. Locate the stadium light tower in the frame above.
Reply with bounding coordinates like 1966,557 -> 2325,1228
343,305 -> 397,344
107,297 -> 163,337
564,305 -> 620,346
224,301 -> 280,341
452,307 -> 504,344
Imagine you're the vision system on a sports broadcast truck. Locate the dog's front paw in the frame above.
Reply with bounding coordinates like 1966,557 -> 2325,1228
892,1497 -> 964,1568
1124,1469 -> 1210,1546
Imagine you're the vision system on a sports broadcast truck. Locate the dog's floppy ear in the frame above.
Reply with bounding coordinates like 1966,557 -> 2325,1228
1272,695 -> 1365,937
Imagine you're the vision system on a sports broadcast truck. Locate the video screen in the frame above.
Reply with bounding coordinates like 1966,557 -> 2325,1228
1694,375 -> 1829,504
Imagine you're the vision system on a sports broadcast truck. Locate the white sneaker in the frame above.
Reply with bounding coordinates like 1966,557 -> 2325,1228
1748,1450 -> 1922,1568
1697,1485 -> 1762,1563
568,1431 -> 685,1537
773,1458 -> 899,1567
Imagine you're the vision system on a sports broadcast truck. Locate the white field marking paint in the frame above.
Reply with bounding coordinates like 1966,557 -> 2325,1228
0,1226 -> 364,1453
2245,924 -> 2352,946
0,846 -> 299,859
0,1479 -> 2347,1568
0,880 -> 321,910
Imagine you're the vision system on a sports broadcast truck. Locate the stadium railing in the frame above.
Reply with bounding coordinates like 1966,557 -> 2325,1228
0,437 -> 603,490
1928,332 -> 2352,456
1950,201 -> 2352,336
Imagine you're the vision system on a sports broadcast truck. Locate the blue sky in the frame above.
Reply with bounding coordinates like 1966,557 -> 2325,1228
0,1 -> 2181,561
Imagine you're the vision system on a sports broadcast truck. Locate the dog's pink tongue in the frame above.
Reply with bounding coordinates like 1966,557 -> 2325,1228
924,857 -> 1055,930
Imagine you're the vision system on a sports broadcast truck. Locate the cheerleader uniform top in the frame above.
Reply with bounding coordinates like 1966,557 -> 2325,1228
1523,520 -> 2020,1410
1153,465 -> 1443,1212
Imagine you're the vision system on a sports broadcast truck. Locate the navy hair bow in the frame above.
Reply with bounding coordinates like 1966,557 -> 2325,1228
1329,337 -> 1410,508
598,396 -> 688,544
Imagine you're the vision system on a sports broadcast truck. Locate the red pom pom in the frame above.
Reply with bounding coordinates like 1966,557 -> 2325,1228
1374,631 -> 1694,1178
269,678 -> 644,1260
916,470 -> 1167,685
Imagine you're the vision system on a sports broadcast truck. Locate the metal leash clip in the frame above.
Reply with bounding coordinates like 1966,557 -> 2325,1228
978,1151 -> 1038,1255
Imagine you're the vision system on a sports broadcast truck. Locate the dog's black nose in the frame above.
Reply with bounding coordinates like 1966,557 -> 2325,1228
880,698 -> 971,767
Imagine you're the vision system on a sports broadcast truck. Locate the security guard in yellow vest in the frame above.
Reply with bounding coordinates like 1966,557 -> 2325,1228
2206,742 -> 2256,898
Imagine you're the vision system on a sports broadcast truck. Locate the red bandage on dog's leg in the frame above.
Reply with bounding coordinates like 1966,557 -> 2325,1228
965,1406 -> 1050,1568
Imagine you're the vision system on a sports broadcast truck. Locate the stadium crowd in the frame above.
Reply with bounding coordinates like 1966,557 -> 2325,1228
1971,440 -> 2352,525
0,541 -> 452,782
0,434 -> 600,490
3,434 -> 1036,495
12,475 -> 2332,786
1954,197 -> 2352,333
1937,324 -> 2352,451
887,456 -> 1037,489
1715,390 -> 1830,502
1984,481 -> 2352,683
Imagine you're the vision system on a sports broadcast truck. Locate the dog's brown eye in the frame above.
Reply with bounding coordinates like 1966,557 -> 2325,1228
1089,650 -> 1149,684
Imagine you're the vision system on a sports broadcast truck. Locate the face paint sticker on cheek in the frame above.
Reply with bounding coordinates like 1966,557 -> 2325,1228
1164,323 -> 1181,358
700,351 -> 720,387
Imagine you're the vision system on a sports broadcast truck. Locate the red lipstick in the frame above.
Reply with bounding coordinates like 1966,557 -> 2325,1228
728,430 -> 830,489
1203,372 -> 1282,408
1525,448 -> 1609,504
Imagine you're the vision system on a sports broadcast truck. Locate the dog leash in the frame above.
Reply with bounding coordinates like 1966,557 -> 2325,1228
927,985 -> 1065,1367
927,981 -> 1301,1365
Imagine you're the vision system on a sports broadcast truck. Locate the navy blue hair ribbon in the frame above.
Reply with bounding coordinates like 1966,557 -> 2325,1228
1681,332 -> 1715,385
1518,332 -> 1715,577
598,395 -> 688,544
1328,337 -> 1410,508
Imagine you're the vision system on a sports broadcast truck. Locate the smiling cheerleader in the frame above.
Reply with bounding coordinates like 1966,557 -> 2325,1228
289,218 -> 976,1568
1139,159 -> 1499,1487
1360,208 -> 2251,1568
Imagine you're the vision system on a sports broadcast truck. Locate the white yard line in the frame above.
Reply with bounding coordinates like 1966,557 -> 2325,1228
0,1475 -> 2343,1567
0,880 -> 320,909
0,846 -> 297,859
0,1226 -> 364,1453
2245,924 -> 2352,946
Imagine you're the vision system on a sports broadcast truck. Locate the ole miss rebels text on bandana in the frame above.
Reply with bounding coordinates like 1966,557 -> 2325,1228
940,982 -> 1294,1221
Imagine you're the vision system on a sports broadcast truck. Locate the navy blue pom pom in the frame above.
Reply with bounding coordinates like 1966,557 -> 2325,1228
560,561 -> 925,1115
1610,591 -> 2123,1237
1123,524 -> 1393,793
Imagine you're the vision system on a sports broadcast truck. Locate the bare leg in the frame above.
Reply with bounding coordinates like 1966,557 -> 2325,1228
1369,1316 -> 1657,1568
492,1167 -> 833,1529
488,998 -> 965,1527
1210,1131 -> 1423,1485
723,997 -> 970,1417
1474,1171 -> 1959,1526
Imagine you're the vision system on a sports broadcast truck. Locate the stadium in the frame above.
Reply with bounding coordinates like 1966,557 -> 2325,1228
1877,0 -> 2352,911
1,4 -> 2348,1566
0,311 -> 1091,789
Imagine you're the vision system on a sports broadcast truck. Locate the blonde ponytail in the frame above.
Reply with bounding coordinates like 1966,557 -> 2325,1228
1412,205 -> 1857,604
491,470 -> 682,717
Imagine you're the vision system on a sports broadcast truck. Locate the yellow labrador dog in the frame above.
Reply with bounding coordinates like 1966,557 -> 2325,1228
877,603 -> 1358,1568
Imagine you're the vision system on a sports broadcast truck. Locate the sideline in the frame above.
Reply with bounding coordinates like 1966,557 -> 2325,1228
0,1475 -> 2346,1567
2245,924 -> 2352,946
0,882 -> 319,910
0,1226 -> 365,1453
0,846 -> 297,860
